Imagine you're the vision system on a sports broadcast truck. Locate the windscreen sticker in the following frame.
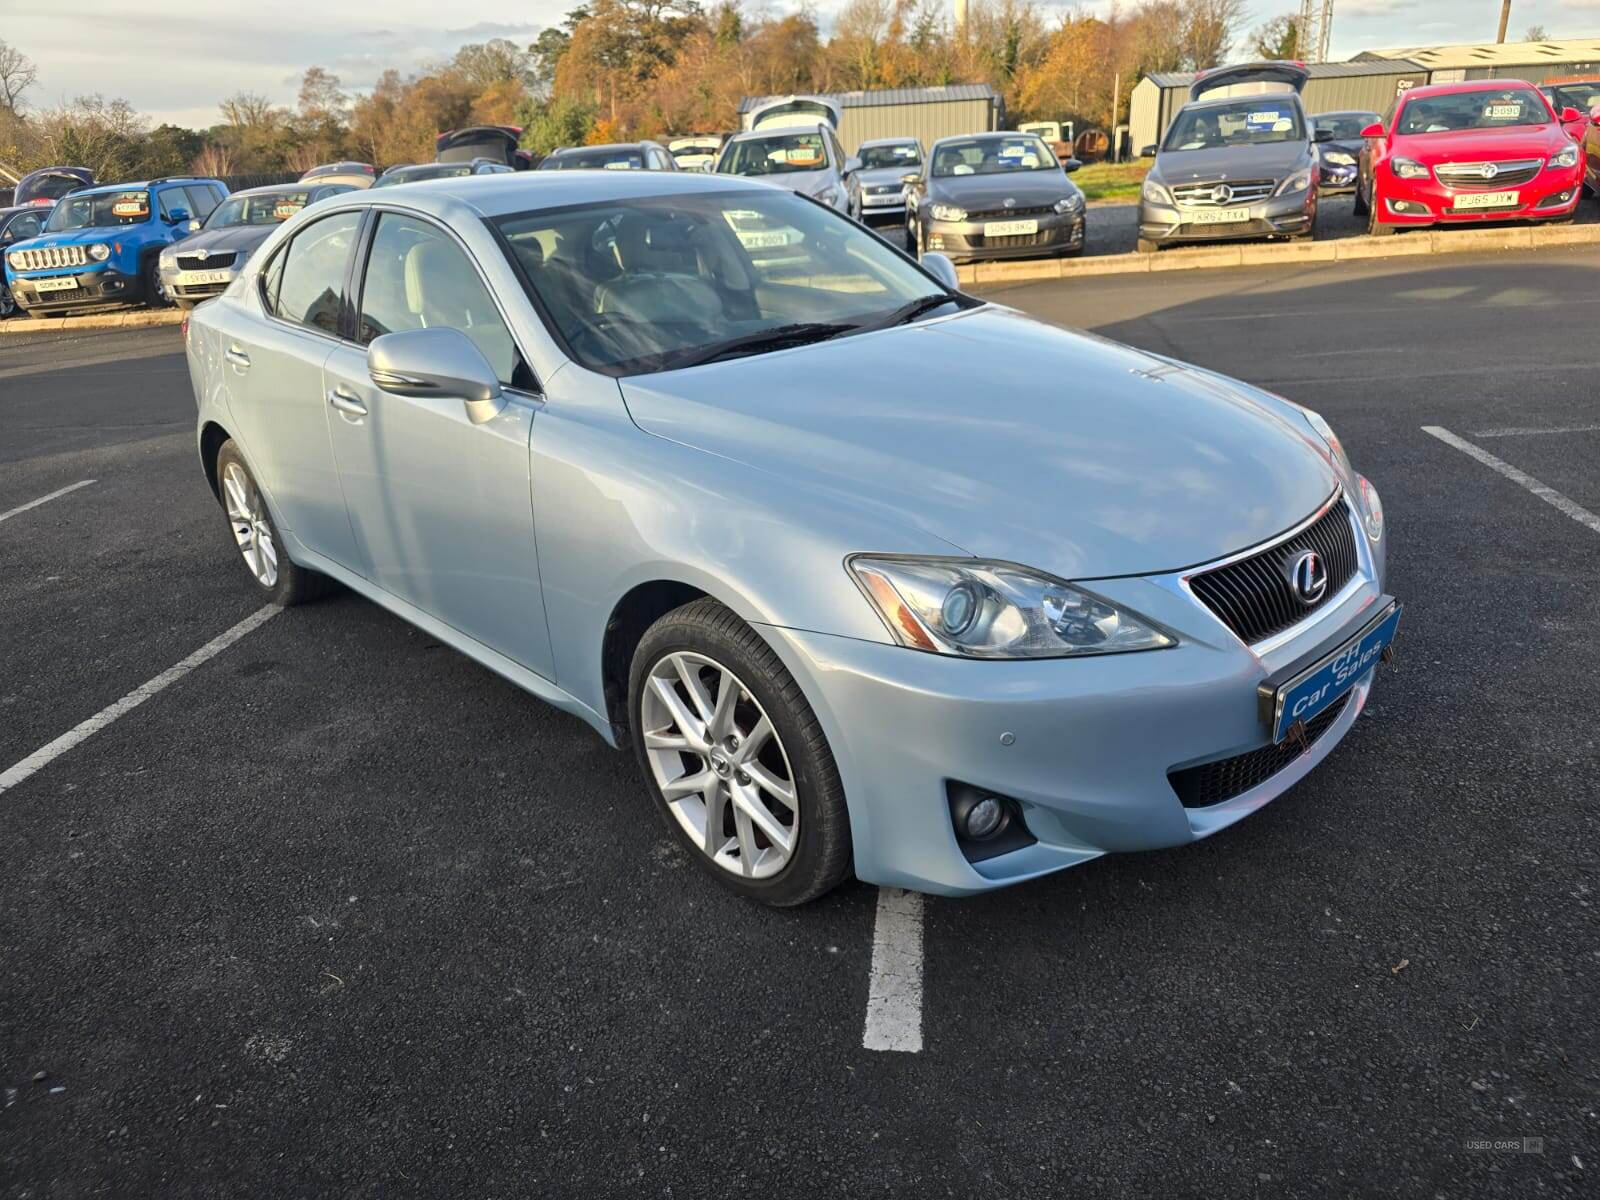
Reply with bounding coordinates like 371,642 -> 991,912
1485,103 -> 1521,119
602,161 -> 633,169
272,201 -> 305,220
112,199 -> 148,218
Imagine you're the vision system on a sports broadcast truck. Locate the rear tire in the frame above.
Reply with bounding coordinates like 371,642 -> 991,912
214,440 -> 333,606
628,598 -> 852,906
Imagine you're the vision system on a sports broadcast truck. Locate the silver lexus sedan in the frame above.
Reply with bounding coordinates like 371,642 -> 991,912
185,171 -> 1398,905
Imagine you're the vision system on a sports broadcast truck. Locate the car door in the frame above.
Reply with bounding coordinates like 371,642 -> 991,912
218,208 -> 365,569
320,208 -> 555,679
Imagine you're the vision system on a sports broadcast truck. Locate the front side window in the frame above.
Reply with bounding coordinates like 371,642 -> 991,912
267,210 -> 361,334
1396,88 -> 1551,135
1547,82 -> 1600,113
931,137 -> 1057,177
46,190 -> 150,231
1164,100 -> 1306,151
861,142 -> 920,169
357,212 -> 526,387
717,132 -> 829,177
495,189 -> 957,376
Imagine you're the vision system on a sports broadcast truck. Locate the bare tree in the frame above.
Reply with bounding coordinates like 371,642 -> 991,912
0,39 -> 38,111
1180,0 -> 1248,71
191,143 -> 236,177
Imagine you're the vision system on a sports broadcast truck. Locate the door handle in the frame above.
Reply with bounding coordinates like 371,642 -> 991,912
224,345 -> 250,369
327,386 -> 368,417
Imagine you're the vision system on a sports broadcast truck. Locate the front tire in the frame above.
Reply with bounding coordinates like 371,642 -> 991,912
142,257 -> 170,308
1366,204 -> 1396,237
628,598 -> 851,906
215,440 -> 332,606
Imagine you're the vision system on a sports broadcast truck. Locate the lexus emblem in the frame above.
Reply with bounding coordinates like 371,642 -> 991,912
1003,197 -> 1016,208
1211,183 -> 1234,203
1479,162 -> 1499,180
1289,551 -> 1328,605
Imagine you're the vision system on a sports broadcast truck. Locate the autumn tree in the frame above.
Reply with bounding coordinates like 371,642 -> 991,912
1249,14 -> 1299,60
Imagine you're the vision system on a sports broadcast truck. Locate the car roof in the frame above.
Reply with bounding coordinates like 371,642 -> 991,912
1314,109 -> 1379,118
553,142 -> 654,154
228,183 -> 327,198
930,131 -> 1047,148
311,169 -> 770,219
725,124 -> 827,142
860,136 -> 919,147
1398,78 -> 1542,101
69,178 -> 220,196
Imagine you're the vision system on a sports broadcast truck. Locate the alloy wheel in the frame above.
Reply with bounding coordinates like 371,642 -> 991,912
222,461 -> 279,588
640,651 -> 799,879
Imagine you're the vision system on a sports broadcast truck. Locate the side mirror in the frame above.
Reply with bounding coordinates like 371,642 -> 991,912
920,251 -> 960,291
900,172 -> 921,187
1562,106 -> 1582,123
1313,127 -> 1333,143
166,207 -> 191,224
1062,157 -> 1083,173
844,155 -> 862,175
1139,144 -> 1157,158
1360,122 -> 1385,138
367,328 -> 504,426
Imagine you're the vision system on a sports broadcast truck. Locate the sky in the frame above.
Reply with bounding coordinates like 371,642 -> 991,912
7,0 -> 1600,129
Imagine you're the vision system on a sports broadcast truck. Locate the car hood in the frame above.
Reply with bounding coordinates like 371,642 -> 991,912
858,165 -> 913,189
1154,141 -> 1309,182
1392,125 -> 1569,163
742,168 -> 834,195
168,225 -> 275,256
618,307 -> 1337,578
12,227 -> 124,250
929,171 -> 1075,208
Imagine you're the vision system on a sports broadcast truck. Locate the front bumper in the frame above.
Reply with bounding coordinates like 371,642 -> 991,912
1375,165 -> 1582,226
1139,187 -> 1316,246
761,510 -> 1390,896
861,193 -> 908,225
924,209 -> 1086,262
9,267 -> 140,312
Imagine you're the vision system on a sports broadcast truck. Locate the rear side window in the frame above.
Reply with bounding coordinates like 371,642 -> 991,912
265,210 -> 361,335
355,211 -> 529,388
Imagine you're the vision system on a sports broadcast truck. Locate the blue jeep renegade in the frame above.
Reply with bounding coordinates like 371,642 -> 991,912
4,177 -> 228,317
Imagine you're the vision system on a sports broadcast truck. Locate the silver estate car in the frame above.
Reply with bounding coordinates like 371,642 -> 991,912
715,124 -> 862,219
185,171 -> 1398,905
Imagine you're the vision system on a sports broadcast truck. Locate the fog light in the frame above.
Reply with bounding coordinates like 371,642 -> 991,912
961,796 -> 1006,840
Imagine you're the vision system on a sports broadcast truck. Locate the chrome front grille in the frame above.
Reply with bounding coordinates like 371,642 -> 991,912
1171,179 -> 1275,207
1187,496 -> 1360,646
177,252 -> 236,271
13,245 -> 88,270
1434,159 -> 1541,190
968,205 -> 1056,220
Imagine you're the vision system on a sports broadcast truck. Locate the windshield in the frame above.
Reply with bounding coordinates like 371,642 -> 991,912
1397,88 -> 1551,134
373,165 -> 472,188
1545,82 -> 1600,114
548,149 -> 645,171
1314,113 -> 1379,140
494,189 -> 954,376
717,132 -> 829,177
206,191 -> 315,228
931,137 -> 1056,177
46,189 -> 149,231
1164,99 -> 1305,151
860,142 -> 920,169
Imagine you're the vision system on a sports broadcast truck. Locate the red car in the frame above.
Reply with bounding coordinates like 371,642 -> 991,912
1355,80 -> 1583,236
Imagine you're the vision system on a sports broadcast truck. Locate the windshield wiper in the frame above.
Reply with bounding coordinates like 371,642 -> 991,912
858,293 -> 961,333
663,321 -> 858,370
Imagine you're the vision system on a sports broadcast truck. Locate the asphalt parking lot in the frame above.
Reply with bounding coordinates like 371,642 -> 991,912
4,248 -> 1599,1197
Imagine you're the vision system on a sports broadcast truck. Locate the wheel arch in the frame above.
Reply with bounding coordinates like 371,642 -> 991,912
199,420 -> 231,500
599,579 -> 711,739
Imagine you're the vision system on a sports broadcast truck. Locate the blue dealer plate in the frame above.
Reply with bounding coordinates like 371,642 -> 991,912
1269,603 -> 1402,743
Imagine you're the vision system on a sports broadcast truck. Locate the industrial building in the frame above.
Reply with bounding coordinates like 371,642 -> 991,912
1354,38 -> 1600,86
1129,59 -> 1426,154
737,85 -> 1003,155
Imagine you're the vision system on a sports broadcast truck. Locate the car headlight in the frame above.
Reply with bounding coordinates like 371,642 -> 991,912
1549,143 -> 1580,170
87,243 -> 110,262
159,250 -> 177,267
1301,409 -> 1352,476
1390,156 -> 1430,180
814,187 -> 839,204
1053,192 -> 1085,214
1274,167 -> 1314,196
1322,150 -> 1356,166
7,252 -> 23,270
1141,178 -> 1173,206
930,203 -> 967,222
848,556 -> 1176,659
1356,475 -> 1383,542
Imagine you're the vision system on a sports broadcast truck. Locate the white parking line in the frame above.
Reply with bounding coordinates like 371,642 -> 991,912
1473,423 -> 1600,439
0,479 -> 96,524
1423,426 -> 1600,536
0,606 -> 279,797
862,887 -> 924,1053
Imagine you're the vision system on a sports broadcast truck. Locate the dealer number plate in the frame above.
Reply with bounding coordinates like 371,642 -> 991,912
1265,603 -> 1403,743
1451,190 -> 1518,210
34,277 -> 79,293
982,219 -> 1038,237
178,270 -> 233,285
1187,207 -> 1252,225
